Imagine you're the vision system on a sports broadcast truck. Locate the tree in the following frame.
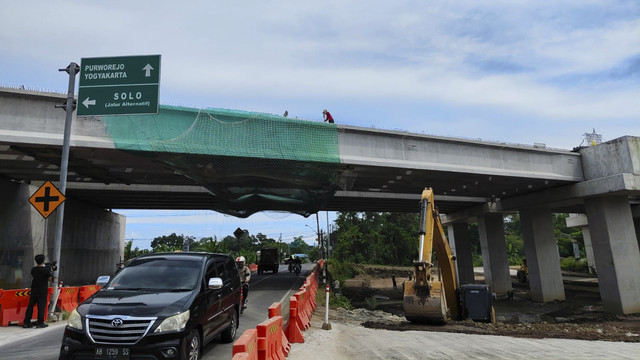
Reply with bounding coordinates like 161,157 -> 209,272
124,240 -> 149,261
195,236 -> 220,253
150,233 -> 197,252
504,214 -> 524,265
255,233 -> 277,247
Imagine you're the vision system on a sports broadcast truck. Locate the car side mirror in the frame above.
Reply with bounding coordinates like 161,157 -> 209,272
208,277 -> 223,290
96,275 -> 110,287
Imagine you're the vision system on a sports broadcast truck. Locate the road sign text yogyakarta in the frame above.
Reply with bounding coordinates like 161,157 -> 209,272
77,55 -> 161,116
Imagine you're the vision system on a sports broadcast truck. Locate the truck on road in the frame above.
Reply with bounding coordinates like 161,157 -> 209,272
258,248 -> 279,274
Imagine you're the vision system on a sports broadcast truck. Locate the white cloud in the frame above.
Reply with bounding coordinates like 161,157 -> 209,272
2,1 -> 639,238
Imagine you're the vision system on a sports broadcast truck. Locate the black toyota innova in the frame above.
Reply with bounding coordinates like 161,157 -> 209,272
58,252 -> 242,360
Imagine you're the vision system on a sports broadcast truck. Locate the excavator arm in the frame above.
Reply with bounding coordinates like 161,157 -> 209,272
404,188 -> 461,323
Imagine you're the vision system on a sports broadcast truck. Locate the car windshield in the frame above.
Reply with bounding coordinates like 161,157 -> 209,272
108,258 -> 202,291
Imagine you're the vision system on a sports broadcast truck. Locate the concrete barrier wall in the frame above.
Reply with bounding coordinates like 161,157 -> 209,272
0,178 -> 124,289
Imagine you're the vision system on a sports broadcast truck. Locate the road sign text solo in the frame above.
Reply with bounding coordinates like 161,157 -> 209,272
114,91 -> 142,100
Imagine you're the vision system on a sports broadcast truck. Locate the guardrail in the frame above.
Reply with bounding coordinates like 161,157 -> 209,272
0,285 -> 101,326
233,260 -> 323,359
0,287 -> 53,326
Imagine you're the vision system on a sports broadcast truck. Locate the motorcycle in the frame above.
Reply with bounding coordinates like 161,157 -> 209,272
293,263 -> 301,276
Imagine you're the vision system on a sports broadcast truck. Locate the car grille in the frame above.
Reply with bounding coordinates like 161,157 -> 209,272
86,315 -> 157,345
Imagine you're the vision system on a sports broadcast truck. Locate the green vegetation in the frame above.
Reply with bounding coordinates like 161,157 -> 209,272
326,258 -> 361,285
560,257 -> 589,272
332,212 -> 419,266
125,211 -> 588,275
124,231 -> 319,263
364,296 -> 378,311
329,211 -> 588,273
314,284 -> 353,310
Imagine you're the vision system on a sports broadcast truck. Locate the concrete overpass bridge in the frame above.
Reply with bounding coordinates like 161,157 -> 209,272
1,87 -> 639,315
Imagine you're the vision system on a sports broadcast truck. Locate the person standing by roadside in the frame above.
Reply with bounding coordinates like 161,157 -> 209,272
23,254 -> 54,328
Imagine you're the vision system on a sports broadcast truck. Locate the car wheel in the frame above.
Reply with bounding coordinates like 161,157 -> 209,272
221,310 -> 238,343
183,329 -> 200,360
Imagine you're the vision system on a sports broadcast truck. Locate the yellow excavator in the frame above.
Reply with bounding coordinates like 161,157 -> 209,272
403,188 -> 495,324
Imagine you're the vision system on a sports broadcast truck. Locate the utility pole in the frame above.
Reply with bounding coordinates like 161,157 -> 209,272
316,213 -> 322,260
49,62 -> 79,316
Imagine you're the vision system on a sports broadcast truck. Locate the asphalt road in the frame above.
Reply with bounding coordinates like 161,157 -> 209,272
0,263 -> 311,360
202,263 -> 309,359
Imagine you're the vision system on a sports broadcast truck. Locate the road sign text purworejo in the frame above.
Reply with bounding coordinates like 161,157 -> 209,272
77,55 -> 160,116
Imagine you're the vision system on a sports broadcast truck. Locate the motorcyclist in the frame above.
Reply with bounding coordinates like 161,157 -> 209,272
236,256 -> 251,312
288,255 -> 295,273
293,256 -> 302,275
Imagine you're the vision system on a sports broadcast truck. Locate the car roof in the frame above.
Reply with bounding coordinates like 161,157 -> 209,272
132,252 -> 232,262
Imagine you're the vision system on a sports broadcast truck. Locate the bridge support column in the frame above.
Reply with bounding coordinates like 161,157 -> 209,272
447,222 -> 475,285
0,178 -> 125,289
477,213 -> 512,295
565,214 -> 597,274
585,196 -> 640,314
520,208 -> 565,302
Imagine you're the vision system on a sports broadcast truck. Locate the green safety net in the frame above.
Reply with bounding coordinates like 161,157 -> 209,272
104,105 -> 341,217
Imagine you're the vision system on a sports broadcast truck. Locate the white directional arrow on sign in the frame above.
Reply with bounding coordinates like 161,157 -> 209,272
143,64 -> 154,77
82,97 -> 96,108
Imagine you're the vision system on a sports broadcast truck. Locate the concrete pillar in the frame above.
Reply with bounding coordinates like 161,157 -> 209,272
581,227 -> 597,274
519,208 -> 565,302
477,213 -> 512,295
565,214 -> 596,273
0,178 -> 125,289
634,217 -> 640,251
447,222 -> 475,285
585,196 -> 640,314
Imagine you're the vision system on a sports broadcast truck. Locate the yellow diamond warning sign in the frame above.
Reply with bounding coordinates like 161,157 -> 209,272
29,181 -> 65,219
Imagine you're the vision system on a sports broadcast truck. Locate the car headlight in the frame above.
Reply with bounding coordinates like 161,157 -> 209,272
68,309 -> 83,329
154,310 -> 190,333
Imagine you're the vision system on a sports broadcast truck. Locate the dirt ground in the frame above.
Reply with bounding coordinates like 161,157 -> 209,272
335,265 -> 640,342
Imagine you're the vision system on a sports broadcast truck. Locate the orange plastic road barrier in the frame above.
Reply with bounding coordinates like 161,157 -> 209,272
286,296 -> 304,343
56,286 -> 80,313
78,285 -> 100,304
232,353 -> 251,360
249,264 -> 258,273
257,315 -> 286,360
293,291 -> 311,330
233,329 -> 258,360
0,287 -> 52,326
268,302 -> 291,356
305,276 -> 318,311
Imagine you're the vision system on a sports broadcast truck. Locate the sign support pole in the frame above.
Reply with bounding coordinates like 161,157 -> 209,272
49,62 -> 79,315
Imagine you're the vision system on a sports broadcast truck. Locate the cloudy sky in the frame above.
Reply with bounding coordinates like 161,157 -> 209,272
2,1 -> 639,248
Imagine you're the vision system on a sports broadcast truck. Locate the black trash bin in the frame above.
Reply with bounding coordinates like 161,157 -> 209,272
460,284 -> 493,322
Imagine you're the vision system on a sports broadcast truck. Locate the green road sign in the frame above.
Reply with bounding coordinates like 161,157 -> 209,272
77,55 -> 160,116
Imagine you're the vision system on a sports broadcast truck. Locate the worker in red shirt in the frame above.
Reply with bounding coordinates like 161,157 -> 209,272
323,109 -> 334,123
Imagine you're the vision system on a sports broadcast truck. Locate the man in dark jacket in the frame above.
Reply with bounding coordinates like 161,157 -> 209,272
23,254 -> 53,328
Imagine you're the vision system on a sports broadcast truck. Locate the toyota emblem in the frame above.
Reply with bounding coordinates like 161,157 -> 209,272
111,318 -> 124,327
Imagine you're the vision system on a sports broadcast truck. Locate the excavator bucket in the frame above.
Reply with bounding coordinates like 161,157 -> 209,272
403,279 -> 448,324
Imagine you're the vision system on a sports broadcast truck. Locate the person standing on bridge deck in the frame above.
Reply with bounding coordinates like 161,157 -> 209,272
236,256 -> 251,313
323,109 -> 334,123
23,254 -> 54,328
